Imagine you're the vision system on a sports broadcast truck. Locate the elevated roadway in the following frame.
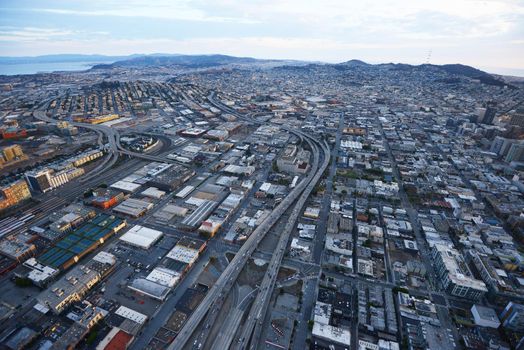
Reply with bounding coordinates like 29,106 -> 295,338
167,92 -> 328,350
234,138 -> 329,350
167,134 -> 323,349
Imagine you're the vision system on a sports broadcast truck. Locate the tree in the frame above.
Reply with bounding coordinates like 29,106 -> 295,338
307,320 -> 314,330
393,286 -> 409,294
14,277 -> 32,287
272,160 -> 279,173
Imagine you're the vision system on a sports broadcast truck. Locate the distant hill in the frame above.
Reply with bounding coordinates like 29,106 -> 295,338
338,59 -> 370,67
91,54 -> 269,69
333,60 -> 509,87
0,53 -> 510,87
436,64 -> 506,86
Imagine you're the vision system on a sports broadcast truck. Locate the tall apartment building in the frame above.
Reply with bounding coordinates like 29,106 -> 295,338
477,102 -> 497,125
25,169 -> 54,193
431,244 -> 488,300
490,137 -> 524,162
490,136 -> 514,156
500,301 -> 524,331
25,167 -> 85,193
509,108 -> 524,128
505,143 -> 524,163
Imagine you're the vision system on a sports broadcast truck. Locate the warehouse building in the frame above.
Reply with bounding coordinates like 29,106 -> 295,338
88,188 -> 125,209
50,212 -> 89,235
22,258 -> 59,287
312,323 -> 351,347
147,165 -> 195,191
128,278 -> 170,301
165,237 -> 205,271
47,204 -> 96,238
176,185 -> 195,198
146,267 -> 181,288
36,251 -> 116,314
119,225 -> 163,249
113,198 -> 153,218
0,231 -> 37,261
37,214 -> 126,270
222,164 -> 255,176
110,180 -> 141,193
205,129 -> 229,141
141,187 -> 166,199
153,204 -> 188,222
180,200 -> 219,230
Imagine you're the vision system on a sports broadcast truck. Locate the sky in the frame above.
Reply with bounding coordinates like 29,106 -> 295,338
0,0 -> 523,75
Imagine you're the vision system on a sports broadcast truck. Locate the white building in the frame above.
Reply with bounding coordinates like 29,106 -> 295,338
119,225 -> 163,249
471,304 -> 501,328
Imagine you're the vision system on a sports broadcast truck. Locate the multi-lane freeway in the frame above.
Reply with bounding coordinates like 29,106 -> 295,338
167,133 -> 325,349
233,137 -> 329,350
167,92 -> 329,350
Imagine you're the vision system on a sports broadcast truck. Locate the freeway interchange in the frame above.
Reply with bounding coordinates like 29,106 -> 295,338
33,109 -> 186,171
33,91 -> 329,350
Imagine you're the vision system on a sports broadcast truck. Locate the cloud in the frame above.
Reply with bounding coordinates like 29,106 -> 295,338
0,27 -> 75,42
0,0 -> 522,71
21,0 -> 524,38
31,2 -> 260,24
206,0 -> 524,38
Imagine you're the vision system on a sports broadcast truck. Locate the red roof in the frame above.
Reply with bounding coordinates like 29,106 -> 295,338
104,330 -> 133,350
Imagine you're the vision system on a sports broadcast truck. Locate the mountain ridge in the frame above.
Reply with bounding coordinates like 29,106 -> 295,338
0,54 -> 513,86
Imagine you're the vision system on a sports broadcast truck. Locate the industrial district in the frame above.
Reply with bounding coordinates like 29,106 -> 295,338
0,56 -> 523,350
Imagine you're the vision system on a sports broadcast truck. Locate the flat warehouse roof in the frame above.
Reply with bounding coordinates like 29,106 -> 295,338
115,305 -> 148,325
37,214 -> 124,269
128,278 -> 170,300
111,180 -> 141,192
119,225 -> 163,249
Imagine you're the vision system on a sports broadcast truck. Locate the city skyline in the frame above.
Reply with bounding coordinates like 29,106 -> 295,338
1,2 -> 524,350
1,0 -> 524,75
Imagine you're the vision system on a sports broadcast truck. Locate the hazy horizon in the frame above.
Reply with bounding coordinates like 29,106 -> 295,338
1,1 -> 523,76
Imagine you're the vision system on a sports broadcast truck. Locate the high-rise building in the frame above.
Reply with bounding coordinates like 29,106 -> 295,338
478,102 -> 497,125
505,143 -> 524,163
509,108 -> 524,128
0,180 -> 31,211
25,167 -> 85,193
490,137 -> 523,161
25,169 -> 54,193
431,244 -> 487,300
490,136 -> 510,155
500,302 -> 524,331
